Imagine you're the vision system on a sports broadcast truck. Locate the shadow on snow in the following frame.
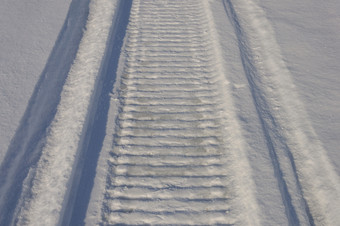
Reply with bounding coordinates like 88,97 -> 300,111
0,0 -> 90,224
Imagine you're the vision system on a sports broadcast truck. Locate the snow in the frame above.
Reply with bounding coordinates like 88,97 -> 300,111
225,0 -> 340,224
257,0 -> 340,174
10,1 -> 121,225
203,1 -> 261,224
0,0 -> 339,225
0,0 -> 72,166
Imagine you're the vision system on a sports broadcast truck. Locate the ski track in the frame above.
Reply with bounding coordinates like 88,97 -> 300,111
1,0 -> 339,225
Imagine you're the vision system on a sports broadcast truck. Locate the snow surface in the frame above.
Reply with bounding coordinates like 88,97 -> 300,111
0,0 -> 72,166
224,1 -> 340,224
258,0 -> 340,174
0,0 -> 339,225
11,1 -> 120,225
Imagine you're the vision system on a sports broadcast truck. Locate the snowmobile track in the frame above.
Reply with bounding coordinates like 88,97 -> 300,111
99,0 -> 249,225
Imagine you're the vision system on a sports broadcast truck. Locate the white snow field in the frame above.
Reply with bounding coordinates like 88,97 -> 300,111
0,0 -> 339,225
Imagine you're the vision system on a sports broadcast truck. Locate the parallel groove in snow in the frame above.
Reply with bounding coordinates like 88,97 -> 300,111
100,0 -> 240,225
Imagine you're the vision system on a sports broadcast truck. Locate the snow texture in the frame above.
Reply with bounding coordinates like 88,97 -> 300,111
0,0 -> 339,225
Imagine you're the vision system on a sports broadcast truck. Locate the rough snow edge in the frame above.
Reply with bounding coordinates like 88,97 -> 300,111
14,0 -> 120,225
203,1 -> 261,225
229,0 -> 340,225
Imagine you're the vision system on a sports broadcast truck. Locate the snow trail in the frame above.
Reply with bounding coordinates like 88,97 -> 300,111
224,0 -> 340,225
90,0 -> 260,225
1,0 -> 337,224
